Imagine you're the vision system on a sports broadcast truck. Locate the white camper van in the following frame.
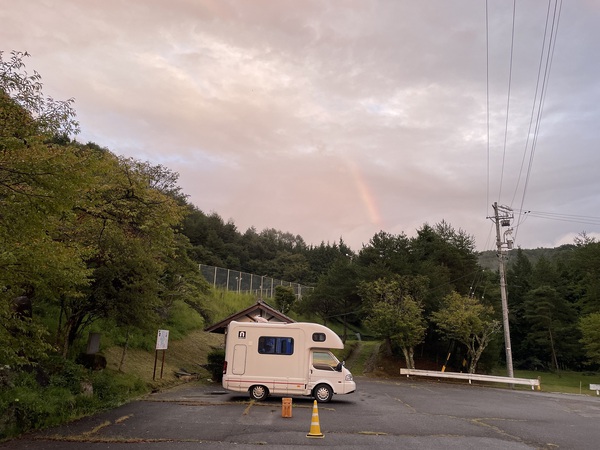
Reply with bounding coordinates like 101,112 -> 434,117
222,320 -> 356,403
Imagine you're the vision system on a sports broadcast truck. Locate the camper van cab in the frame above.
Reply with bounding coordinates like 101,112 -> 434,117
222,321 -> 356,403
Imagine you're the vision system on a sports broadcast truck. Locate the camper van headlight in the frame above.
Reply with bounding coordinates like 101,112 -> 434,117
345,373 -> 353,381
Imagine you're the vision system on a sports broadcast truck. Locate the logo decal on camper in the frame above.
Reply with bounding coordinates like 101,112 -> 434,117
238,331 -> 246,339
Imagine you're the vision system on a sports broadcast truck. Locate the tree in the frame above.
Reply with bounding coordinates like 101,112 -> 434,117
274,285 -> 295,315
522,285 -> 580,372
431,292 -> 501,373
1,51 -> 79,136
408,222 -> 479,315
0,298 -> 53,367
304,239 -> 354,283
356,231 -> 410,281
297,258 -> 360,338
579,313 -> 600,366
570,236 -> 600,315
506,248 -> 534,367
56,152 -> 187,356
1,51 -> 88,366
359,276 -> 427,368
271,252 -> 310,282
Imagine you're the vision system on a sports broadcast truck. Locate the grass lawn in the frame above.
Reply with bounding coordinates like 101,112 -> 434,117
491,368 -> 600,396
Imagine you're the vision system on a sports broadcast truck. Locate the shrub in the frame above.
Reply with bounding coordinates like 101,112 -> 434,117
0,373 -> 76,439
90,370 -> 148,405
0,361 -> 148,440
206,348 -> 225,382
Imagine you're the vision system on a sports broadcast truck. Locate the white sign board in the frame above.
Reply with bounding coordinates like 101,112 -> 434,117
156,329 -> 169,350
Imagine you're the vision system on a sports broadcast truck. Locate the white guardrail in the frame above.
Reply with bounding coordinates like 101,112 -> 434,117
400,368 -> 541,390
591,384 -> 600,395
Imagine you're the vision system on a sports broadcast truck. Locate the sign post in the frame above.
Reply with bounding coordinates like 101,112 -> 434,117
153,329 -> 169,380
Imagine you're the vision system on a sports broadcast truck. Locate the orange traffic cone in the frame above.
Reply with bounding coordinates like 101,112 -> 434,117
306,400 -> 324,438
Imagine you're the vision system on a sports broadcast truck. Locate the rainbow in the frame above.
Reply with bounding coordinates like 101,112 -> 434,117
346,159 -> 383,228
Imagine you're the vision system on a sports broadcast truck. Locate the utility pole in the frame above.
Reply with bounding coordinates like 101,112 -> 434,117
491,202 -> 514,378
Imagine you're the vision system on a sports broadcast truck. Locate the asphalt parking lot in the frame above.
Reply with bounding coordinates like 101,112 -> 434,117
2,377 -> 600,449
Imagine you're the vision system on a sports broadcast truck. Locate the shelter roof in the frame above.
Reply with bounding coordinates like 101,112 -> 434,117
204,300 -> 295,334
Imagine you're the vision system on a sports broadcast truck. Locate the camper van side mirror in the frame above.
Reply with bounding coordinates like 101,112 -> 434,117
335,362 -> 343,372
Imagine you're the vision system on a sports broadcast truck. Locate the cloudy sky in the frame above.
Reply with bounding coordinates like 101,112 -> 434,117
3,0 -> 600,252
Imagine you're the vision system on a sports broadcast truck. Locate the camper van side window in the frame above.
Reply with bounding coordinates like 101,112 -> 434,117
258,336 -> 294,355
312,333 -> 326,342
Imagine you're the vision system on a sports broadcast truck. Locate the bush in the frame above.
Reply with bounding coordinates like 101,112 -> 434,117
206,348 -> 225,382
41,356 -> 87,393
0,360 -> 149,440
166,300 -> 206,340
90,370 -> 148,405
0,372 -> 76,439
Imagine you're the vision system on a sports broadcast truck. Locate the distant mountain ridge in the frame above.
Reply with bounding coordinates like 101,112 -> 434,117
478,244 -> 577,271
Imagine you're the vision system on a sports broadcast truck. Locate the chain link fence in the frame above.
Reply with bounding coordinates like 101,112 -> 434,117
199,264 -> 314,299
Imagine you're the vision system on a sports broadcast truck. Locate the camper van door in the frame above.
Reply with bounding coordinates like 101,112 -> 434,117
308,350 -> 344,391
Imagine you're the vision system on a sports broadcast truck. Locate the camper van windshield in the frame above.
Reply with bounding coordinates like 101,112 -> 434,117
258,336 -> 294,355
312,351 -> 339,371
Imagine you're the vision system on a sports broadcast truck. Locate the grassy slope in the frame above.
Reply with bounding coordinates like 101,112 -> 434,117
103,329 -> 223,388
98,289 -> 254,389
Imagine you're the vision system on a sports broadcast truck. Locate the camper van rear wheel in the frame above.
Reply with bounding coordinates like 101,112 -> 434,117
313,384 -> 333,403
249,385 -> 268,401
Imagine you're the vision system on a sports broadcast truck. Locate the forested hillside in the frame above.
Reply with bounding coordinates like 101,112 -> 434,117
2,51 -> 599,438
478,245 -> 577,271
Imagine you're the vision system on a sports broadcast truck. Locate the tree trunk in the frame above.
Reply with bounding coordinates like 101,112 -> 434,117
56,297 -> 64,346
469,347 -> 484,374
119,329 -> 130,372
61,313 -> 84,358
384,336 -> 393,356
402,346 -> 416,369
467,337 -> 477,373
548,327 -> 560,376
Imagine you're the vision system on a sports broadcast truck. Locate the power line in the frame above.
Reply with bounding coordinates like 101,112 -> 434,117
497,0 -> 518,204
516,209 -> 600,226
486,0 -> 491,218
511,0 -> 554,208
485,1 -> 566,249
513,0 -> 563,243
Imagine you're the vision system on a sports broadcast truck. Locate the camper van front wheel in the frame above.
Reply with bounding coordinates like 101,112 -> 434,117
313,384 -> 333,403
249,385 -> 269,401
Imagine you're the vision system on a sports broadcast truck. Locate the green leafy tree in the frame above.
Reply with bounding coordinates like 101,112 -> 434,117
56,153 -> 187,356
0,300 -> 53,367
506,248 -> 534,367
579,313 -> 600,365
356,231 -> 410,281
297,258 -> 360,339
431,292 -> 501,373
359,276 -> 427,368
522,286 -> 580,372
274,285 -> 295,315
1,51 -> 79,136
303,239 -> 353,284
1,51 -> 88,366
271,252 -> 310,282
570,235 -> 600,315
409,222 -> 478,301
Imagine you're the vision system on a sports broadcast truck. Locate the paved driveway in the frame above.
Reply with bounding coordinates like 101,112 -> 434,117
2,377 -> 600,449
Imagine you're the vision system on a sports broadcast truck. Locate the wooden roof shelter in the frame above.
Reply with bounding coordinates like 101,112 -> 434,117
204,300 -> 295,334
